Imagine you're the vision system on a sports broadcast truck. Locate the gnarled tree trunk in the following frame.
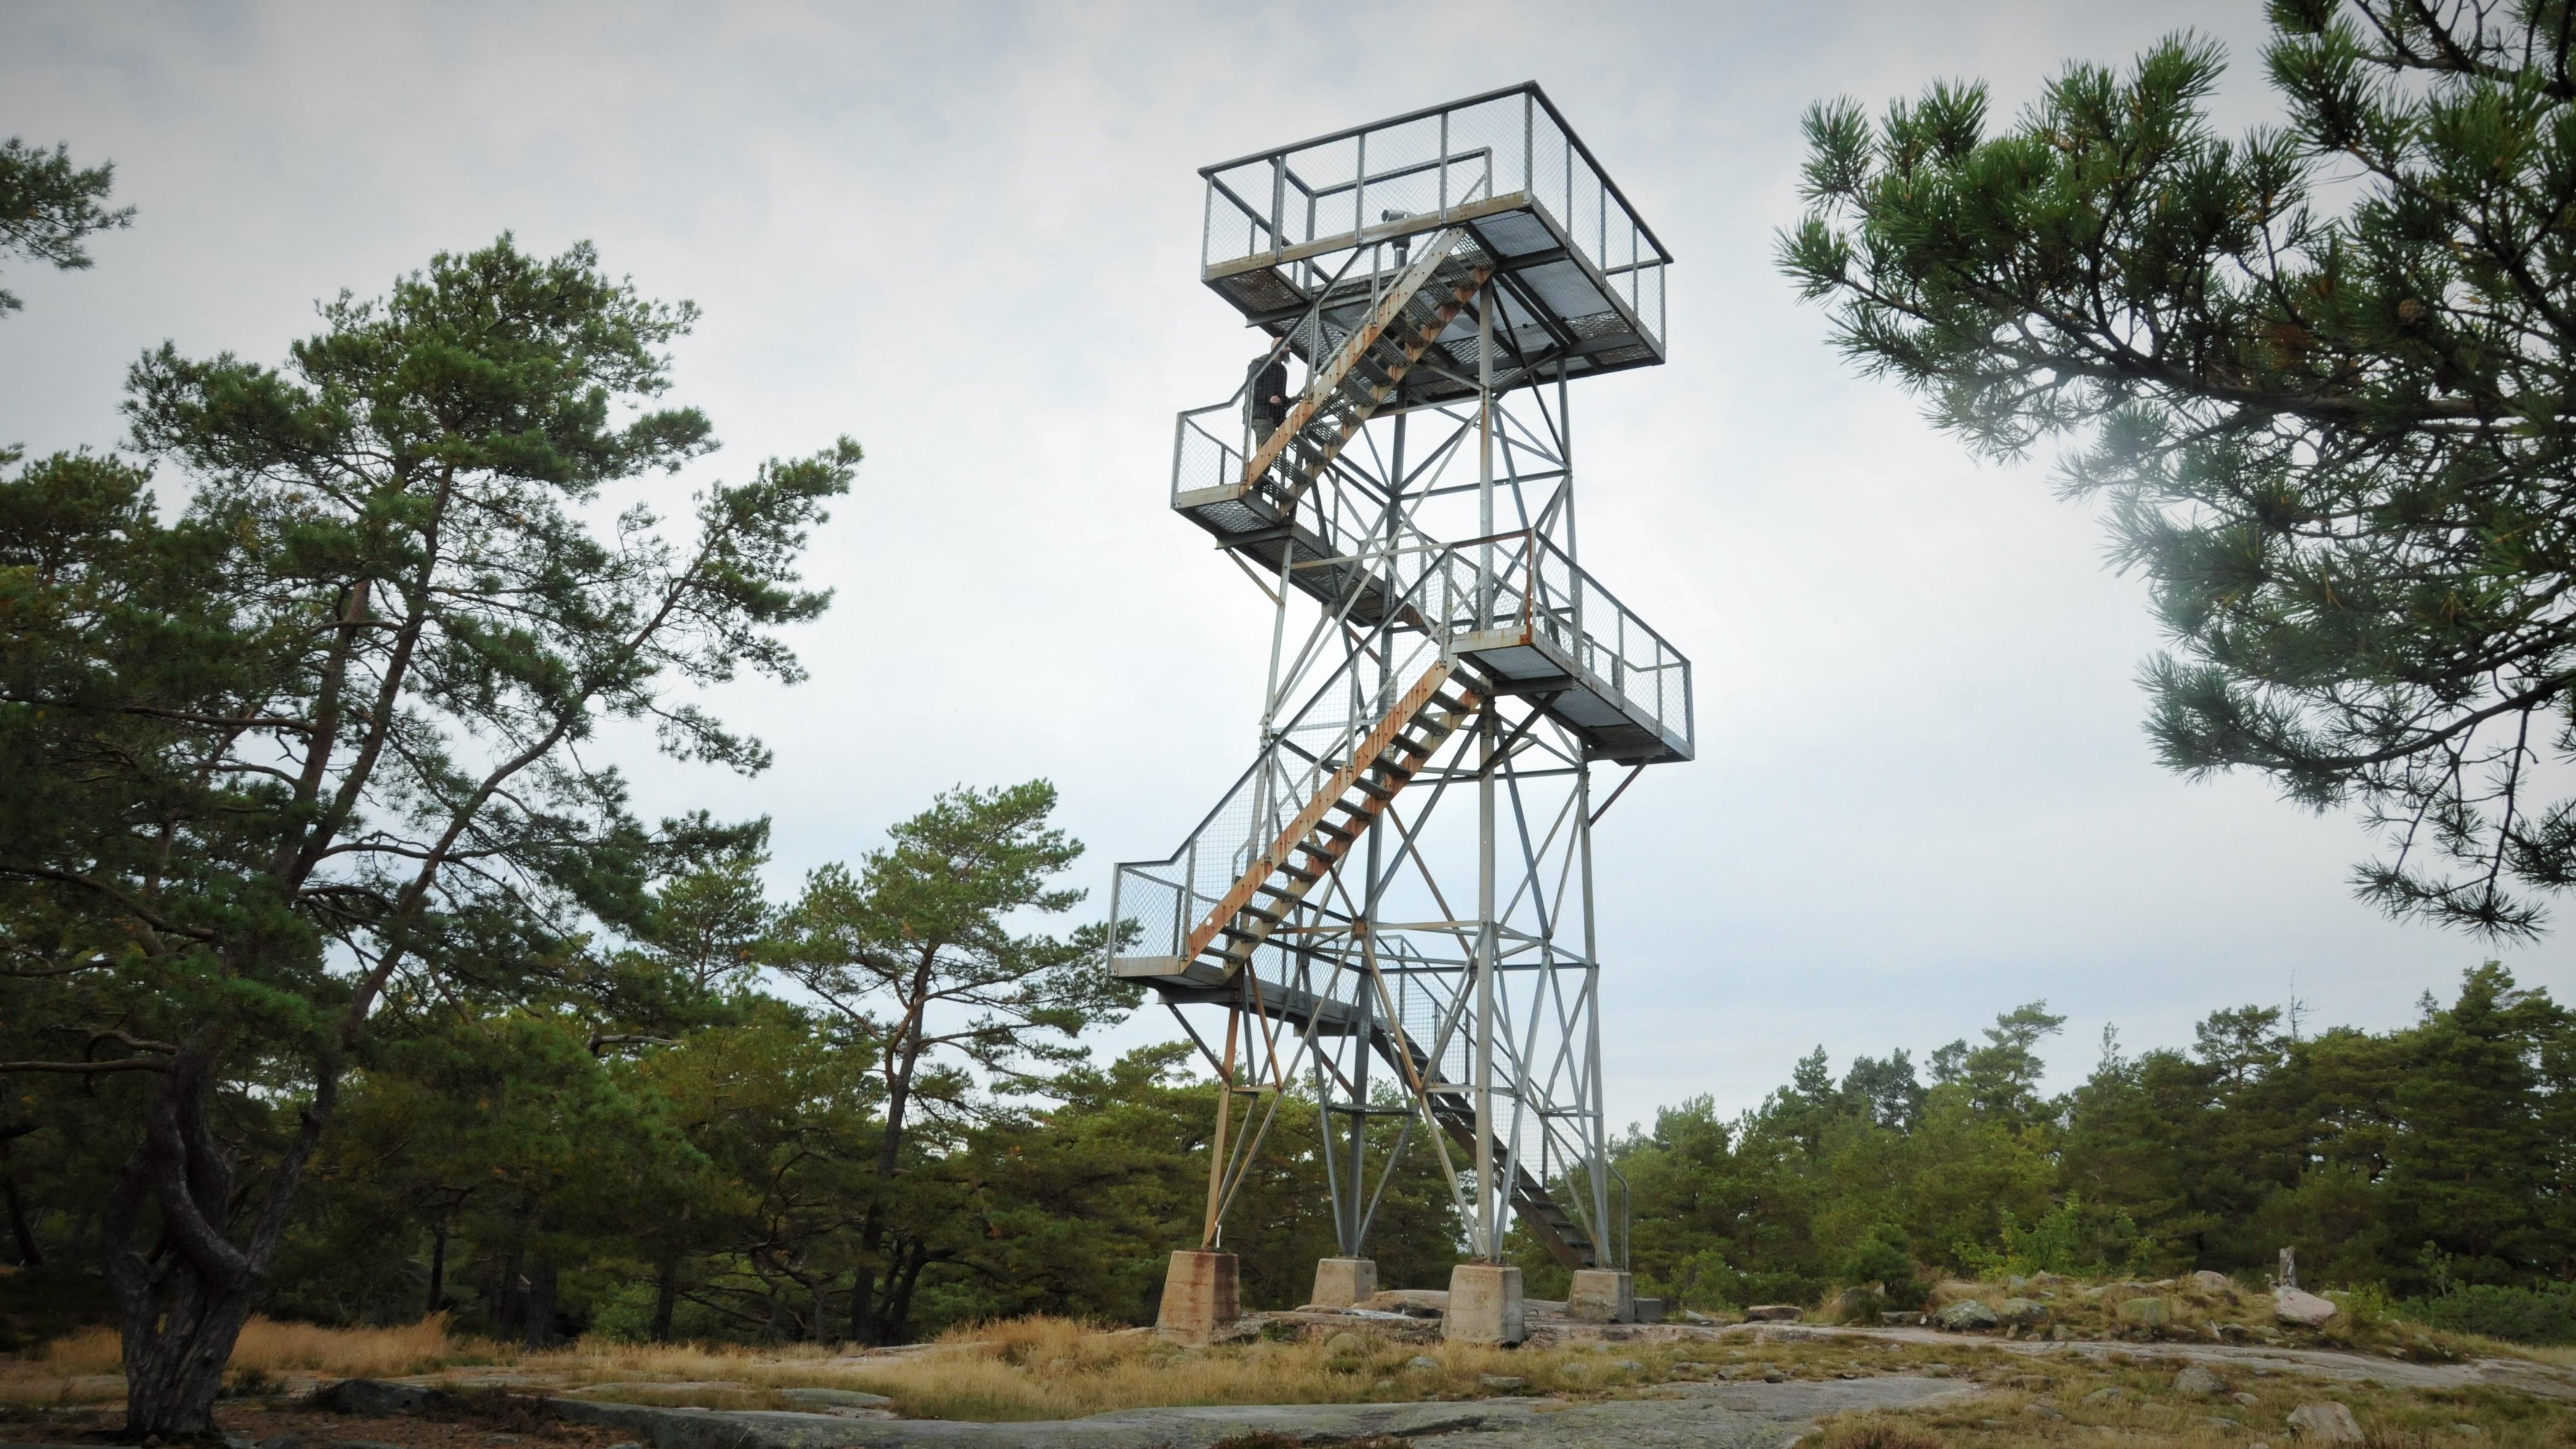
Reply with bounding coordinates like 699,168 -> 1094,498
103,1044 -> 333,1439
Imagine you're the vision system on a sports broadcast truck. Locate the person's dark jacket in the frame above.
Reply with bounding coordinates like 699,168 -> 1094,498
1248,355 -> 1289,424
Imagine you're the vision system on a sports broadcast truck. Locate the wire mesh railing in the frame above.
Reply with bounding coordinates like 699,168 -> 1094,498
1165,404 -> 1697,757
1420,529 -> 1694,755
1199,83 -> 1670,346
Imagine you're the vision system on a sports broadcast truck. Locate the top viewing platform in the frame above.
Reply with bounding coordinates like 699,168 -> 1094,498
1200,82 -> 1670,402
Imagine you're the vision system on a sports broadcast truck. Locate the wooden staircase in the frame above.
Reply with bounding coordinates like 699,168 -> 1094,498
1245,230 -> 1492,511
1182,662 -> 1485,979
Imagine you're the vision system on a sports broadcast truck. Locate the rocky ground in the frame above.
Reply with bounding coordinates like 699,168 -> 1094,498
0,1373 -> 1979,1449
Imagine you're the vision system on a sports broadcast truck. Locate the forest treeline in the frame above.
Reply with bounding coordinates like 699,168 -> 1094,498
1567,964 -> 2573,1329
12,921 -> 2568,1346
0,789 -> 1462,1350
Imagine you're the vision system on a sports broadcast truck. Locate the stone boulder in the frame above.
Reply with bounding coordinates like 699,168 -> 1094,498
775,1388 -> 893,1416
1932,1299 -> 1999,1332
2274,1286 -> 2340,1328
311,1382 -> 436,1417
2117,1296 -> 2173,1329
1743,1304 -> 1804,1322
1994,1297 -> 2050,1329
2173,1364 -> 2232,1397
2288,1402 -> 2365,1445
2191,1270 -> 2235,1294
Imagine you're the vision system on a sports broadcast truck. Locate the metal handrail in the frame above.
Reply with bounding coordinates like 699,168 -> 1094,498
1194,81 -> 1676,268
1200,83 -> 1672,349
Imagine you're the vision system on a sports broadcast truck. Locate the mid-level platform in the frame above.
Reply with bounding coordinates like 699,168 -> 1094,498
1162,476 -> 1693,767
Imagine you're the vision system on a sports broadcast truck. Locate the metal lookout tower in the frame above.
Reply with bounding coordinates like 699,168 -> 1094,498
1107,82 -> 1690,1345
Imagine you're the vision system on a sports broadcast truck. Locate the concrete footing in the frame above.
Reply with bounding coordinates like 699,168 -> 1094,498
1310,1257 -> 1377,1308
1567,1268 -> 1636,1323
1444,1261 -> 1525,1344
1155,1249 -> 1239,1343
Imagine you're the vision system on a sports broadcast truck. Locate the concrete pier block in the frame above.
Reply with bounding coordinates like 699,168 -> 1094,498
1567,1268 -> 1636,1323
1443,1262 -> 1525,1344
1156,1249 -> 1240,1343
1310,1257 -> 1377,1308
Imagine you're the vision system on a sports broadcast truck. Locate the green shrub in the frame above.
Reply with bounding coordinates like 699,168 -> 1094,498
2401,1283 -> 2576,1344
1958,1195 -> 2157,1280
1841,1225 -> 1926,1310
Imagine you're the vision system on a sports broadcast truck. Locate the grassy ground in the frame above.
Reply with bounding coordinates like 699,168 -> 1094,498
0,1316 -> 1976,1421
5,1311 -> 2572,1440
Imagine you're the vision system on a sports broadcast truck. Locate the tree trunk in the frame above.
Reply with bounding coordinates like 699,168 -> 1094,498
523,1258 -> 557,1349
887,1242 -> 931,1344
652,1249 -> 682,1343
0,1129 -> 43,1267
497,1237 -> 526,1340
850,966 -> 930,1347
855,1266 -> 886,1348
424,1221 -> 447,1317
851,1190 -> 890,1345
105,1043 -> 336,1439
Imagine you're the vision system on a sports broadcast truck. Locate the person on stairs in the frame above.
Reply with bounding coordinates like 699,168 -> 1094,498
1247,349 -> 1290,447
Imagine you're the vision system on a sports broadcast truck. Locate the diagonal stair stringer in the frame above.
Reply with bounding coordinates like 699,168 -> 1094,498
1186,660 -> 1485,974
1243,233 -> 1492,505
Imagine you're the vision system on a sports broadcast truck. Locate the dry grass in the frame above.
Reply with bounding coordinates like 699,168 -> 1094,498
633,1316 -> 1589,1421
8,1311 -> 2573,1440
35,1315 -> 480,1379
0,1314 -> 1962,1423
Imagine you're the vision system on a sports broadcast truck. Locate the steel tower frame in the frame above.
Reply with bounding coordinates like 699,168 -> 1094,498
1109,82 -> 1689,1284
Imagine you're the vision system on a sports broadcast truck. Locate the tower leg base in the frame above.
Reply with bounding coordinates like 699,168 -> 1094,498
1444,1262 -> 1524,1344
1156,1250 -> 1240,1343
1567,1268 -> 1636,1323
1310,1257 -> 1377,1308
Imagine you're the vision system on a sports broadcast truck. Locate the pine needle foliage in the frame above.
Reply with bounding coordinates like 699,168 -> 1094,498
1780,2 -> 2576,936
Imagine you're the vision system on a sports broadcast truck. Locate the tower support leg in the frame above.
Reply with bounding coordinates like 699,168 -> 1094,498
1567,1268 -> 1635,1323
1156,1249 -> 1240,1343
1310,1256 -> 1376,1308
1444,1261 -> 1524,1344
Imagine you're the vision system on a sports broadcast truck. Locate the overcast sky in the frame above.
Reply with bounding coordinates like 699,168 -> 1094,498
3,1 -> 2557,1127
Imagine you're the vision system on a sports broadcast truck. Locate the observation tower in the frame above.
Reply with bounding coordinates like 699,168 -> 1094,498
1106,82 -> 1689,1344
